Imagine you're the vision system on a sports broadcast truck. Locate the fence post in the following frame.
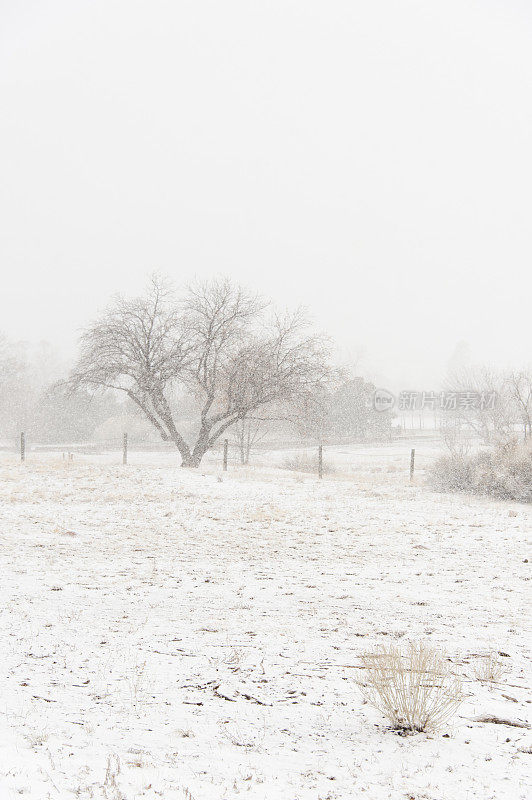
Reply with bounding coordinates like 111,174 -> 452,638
20,432 -> 25,462
223,439 -> 228,471
318,444 -> 323,479
410,448 -> 415,481
123,432 -> 128,465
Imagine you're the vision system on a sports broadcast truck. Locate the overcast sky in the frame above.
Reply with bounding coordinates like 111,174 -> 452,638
1,0 -> 531,387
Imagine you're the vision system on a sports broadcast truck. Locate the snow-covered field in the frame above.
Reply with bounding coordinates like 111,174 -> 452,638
0,446 -> 530,799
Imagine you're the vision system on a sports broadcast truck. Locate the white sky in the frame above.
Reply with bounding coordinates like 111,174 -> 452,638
1,0 -> 531,387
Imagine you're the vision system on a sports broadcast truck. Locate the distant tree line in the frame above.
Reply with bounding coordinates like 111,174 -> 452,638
445,365 -> 532,444
4,277 -> 528,462
0,334 -> 122,444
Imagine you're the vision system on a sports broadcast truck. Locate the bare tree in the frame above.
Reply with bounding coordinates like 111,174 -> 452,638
230,415 -> 269,465
181,282 -> 331,465
507,370 -> 532,440
445,365 -> 512,443
70,275 -> 193,459
70,276 -> 331,466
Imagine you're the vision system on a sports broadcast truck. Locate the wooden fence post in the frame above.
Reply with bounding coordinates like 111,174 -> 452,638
318,444 -> 323,479
20,432 -> 25,462
410,448 -> 415,481
123,432 -> 128,465
223,439 -> 228,471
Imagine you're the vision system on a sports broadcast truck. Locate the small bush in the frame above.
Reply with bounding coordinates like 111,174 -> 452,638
429,439 -> 532,502
429,453 -> 475,493
359,642 -> 463,732
472,651 -> 508,684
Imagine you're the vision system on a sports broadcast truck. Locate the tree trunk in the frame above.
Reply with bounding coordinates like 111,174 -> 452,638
181,451 -> 203,468
245,426 -> 251,464
182,425 -> 211,467
181,415 -> 241,467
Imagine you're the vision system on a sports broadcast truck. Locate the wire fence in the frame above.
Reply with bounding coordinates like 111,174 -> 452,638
2,429 -> 449,483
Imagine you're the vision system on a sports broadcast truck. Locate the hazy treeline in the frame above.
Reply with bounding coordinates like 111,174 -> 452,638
1,276 -> 530,459
0,336 -> 392,451
444,365 -> 532,444
0,335 -> 124,444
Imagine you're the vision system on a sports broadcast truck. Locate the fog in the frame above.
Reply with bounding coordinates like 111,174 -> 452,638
1,0 -> 531,388
1,8 -> 532,793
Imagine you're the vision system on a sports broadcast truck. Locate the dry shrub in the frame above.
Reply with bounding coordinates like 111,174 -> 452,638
472,651 -> 508,684
359,642 -> 463,732
474,439 -> 532,502
430,439 -> 532,502
429,453 -> 475,493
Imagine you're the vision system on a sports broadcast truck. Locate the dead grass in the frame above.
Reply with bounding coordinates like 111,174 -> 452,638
359,642 -> 463,732
282,453 -> 337,475
472,651 -> 509,684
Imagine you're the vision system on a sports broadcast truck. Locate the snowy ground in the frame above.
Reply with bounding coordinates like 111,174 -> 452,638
0,446 -> 530,799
